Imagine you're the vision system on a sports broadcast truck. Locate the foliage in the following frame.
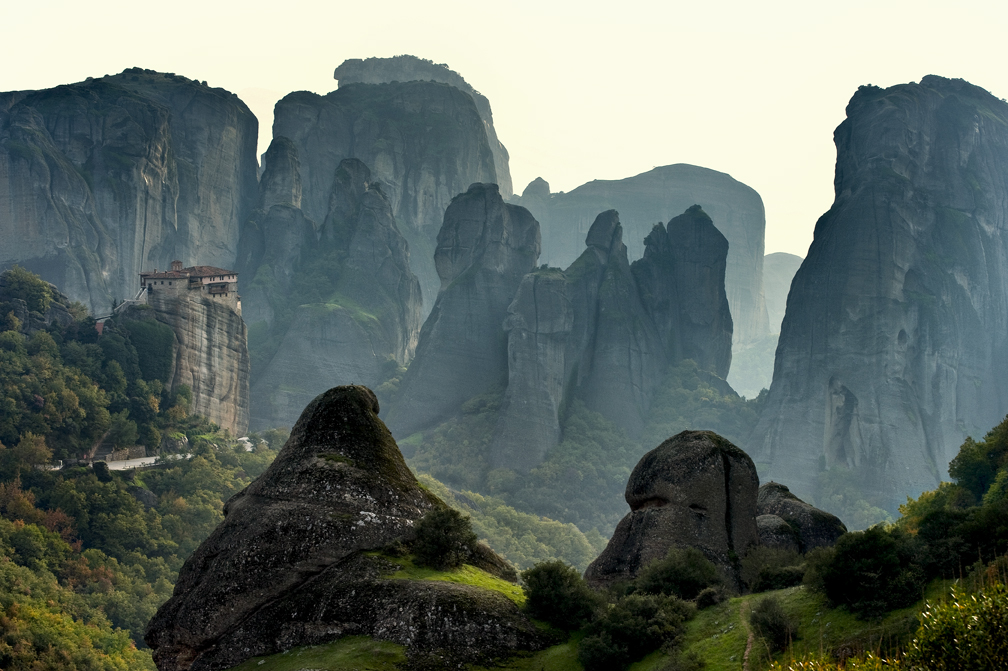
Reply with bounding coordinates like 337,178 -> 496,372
905,581 -> 1008,670
384,554 -> 525,605
634,547 -> 723,600
119,315 -> 175,384
742,546 -> 805,593
0,265 -> 53,313
749,596 -> 798,653
227,636 -> 406,671
521,560 -> 598,630
412,507 -> 478,570
417,474 -> 601,570
579,593 -> 694,671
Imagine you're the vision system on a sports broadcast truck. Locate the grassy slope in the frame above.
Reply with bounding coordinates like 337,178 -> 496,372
380,554 -> 526,606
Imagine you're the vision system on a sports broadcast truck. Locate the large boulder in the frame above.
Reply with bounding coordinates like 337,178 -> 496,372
146,385 -> 541,671
756,514 -> 801,553
585,431 -> 759,588
386,184 -> 540,438
750,76 -> 1008,511
757,482 -> 846,551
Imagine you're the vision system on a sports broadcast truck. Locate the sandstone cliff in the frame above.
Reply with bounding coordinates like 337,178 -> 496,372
750,76 -> 1008,510
271,81 -> 497,313
146,386 -> 541,671
491,207 -> 733,470
240,150 -> 422,430
514,165 -> 769,343
333,55 -> 512,198
385,184 -> 540,438
144,286 -> 249,435
0,68 -> 259,314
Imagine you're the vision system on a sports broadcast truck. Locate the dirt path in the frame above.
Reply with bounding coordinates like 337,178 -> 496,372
741,598 -> 755,671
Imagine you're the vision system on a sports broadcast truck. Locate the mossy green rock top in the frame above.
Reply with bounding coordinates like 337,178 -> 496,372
146,385 -> 540,671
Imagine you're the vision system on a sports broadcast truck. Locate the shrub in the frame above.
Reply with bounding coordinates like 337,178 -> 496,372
742,546 -> 804,593
521,560 -> 598,629
805,526 -> 924,618
579,593 -> 695,671
749,595 -> 797,653
906,582 -> 1008,670
1,266 -> 53,313
412,507 -> 477,570
695,585 -> 728,609
635,547 -> 723,600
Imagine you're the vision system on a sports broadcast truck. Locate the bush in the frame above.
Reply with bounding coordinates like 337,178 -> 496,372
521,560 -> 598,630
579,593 -> 694,671
412,507 -> 477,570
906,582 -> 1008,670
1,266 -> 53,313
695,585 -> 728,609
742,546 -> 804,593
635,547 -> 723,600
805,526 -> 924,618
749,596 -> 797,653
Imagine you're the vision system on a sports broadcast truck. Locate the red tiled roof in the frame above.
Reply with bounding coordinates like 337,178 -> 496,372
140,265 -> 236,279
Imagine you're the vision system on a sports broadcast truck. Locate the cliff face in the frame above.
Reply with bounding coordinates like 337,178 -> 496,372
751,76 -> 1008,510
515,164 -> 769,343
385,184 -> 540,438
762,252 -> 803,334
271,81 -> 497,313
241,150 -> 422,430
491,207 -> 733,470
333,55 -> 512,198
146,286 -> 250,435
147,386 -> 540,671
0,68 -> 259,314
632,205 -> 733,379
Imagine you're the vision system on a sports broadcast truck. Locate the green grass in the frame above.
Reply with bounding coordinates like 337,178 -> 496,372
225,636 -> 406,671
379,554 -> 526,606
471,634 -> 582,670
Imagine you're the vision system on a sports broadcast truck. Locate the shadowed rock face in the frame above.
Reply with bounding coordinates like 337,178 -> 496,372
757,482 -> 846,550
146,386 -> 540,671
492,207 -> 733,470
333,55 -> 512,199
272,81 -> 497,314
242,154 -> 422,430
584,431 -> 759,588
0,68 -> 259,313
632,205 -> 733,379
386,184 -> 540,438
515,164 -> 768,343
756,514 -> 801,553
750,76 -> 1008,510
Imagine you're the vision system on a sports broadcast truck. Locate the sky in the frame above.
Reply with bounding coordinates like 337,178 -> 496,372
3,0 -> 1006,257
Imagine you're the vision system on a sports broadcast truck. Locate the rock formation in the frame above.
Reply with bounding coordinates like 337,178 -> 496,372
762,252 -> 803,334
240,152 -> 422,430
584,430 -> 759,588
757,482 -> 846,551
146,385 -> 540,671
0,68 -> 259,314
514,164 -> 769,343
631,205 -> 733,379
333,55 -> 512,198
756,514 -> 801,553
385,184 -> 540,438
141,284 -> 250,435
491,207 -> 733,470
750,76 -> 1008,511
271,81 -> 497,313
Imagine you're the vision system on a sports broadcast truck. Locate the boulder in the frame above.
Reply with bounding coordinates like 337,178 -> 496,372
146,385 -> 541,671
584,430 -> 759,588
386,184 -> 540,437
756,514 -> 801,553
750,75 -> 1008,510
757,482 -> 846,551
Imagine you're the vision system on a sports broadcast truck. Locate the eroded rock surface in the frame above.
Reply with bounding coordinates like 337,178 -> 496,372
0,68 -> 259,313
386,184 -> 540,437
515,164 -> 768,343
750,76 -> 1008,510
146,386 -> 540,671
757,482 -> 846,551
584,430 -> 759,588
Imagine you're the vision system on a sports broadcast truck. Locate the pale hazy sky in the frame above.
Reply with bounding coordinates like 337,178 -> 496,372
3,0 -> 1006,256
